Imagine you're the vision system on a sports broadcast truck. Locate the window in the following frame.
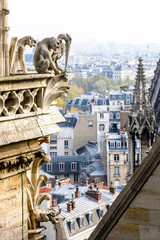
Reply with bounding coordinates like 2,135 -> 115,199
97,208 -> 104,219
88,120 -> 93,127
126,99 -> 130,105
110,142 -> 115,148
116,142 -> 121,148
77,217 -> 84,228
50,140 -> 57,144
114,179 -> 120,187
71,162 -> 77,171
64,174 -> 69,178
100,113 -> 104,119
46,163 -> 52,172
59,163 -> 65,171
126,94 -> 130,99
109,112 -> 113,119
50,146 -> 57,149
116,112 -> 120,119
64,152 -> 68,155
99,123 -> 105,131
136,153 -> 140,164
118,95 -> 122,100
68,220 -> 75,232
126,154 -> 128,162
86,212 -> 93,224
114,166 -> 120,176
50,152 -> 57,156
64,140 -> 68,149
50,134 -> 57,139
74,174 -> 79,182
112,102 -> 115,106
114,154 -> 119,161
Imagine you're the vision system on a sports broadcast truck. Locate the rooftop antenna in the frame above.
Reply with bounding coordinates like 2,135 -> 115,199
0,0 -> 9,76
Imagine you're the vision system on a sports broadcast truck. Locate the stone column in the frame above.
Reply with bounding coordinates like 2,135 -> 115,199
0,0 -> 9,77
127,132 -> 134,179
132,134 -> 135,173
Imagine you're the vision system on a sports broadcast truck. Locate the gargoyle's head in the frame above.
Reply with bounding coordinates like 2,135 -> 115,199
27,36 -> 36,47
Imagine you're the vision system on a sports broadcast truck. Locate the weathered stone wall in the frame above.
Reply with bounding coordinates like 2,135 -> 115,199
106,162 -> 160,239
0,172 -> 28,239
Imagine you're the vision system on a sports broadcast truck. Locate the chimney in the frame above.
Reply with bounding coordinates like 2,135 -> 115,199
52,199 -> 56,207
109,182 -> 116,194
82,178 -> 88,186
46,181 -> 52,188
86,188 -> 101,201
90,184 -> 94,191
67,199 -> 72,212
94,179 -> 104,189
75,186 -> 80,198
71,194 -> 76,209
59,177 -> 70,186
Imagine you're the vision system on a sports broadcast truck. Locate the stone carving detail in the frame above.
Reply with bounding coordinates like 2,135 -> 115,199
34,33 -> 71,74
0,153 -> 34,177
0,75 -> 70,116
0,88 -> 40,116
27,151 -> 61,230
9,36 -> 36,74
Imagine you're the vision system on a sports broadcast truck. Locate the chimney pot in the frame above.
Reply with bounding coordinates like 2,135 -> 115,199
75,187 -> 80,198
67,199 -> 72,212
110,187 -> 116,194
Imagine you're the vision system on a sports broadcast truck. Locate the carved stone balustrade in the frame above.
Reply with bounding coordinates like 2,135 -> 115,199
0,73 -> 69,148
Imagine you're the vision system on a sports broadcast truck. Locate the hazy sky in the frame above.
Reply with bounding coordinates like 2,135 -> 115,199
8,0 -> 160,45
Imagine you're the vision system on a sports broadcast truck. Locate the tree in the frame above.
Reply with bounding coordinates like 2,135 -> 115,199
63,83 -> 84,104
56,97 -> 66,109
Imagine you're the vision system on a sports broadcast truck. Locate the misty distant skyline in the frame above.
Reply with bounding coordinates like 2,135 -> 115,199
9,0 -> 160,45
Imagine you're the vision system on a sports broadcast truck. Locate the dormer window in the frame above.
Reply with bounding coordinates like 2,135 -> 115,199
71,162 -> 77,171
86,212 -> 93,224
68,220 -> 75,232
97,207 -> 104,219
110,142 -> 115,148
116,142 -> 121,148
58,162 -> 65,171
77,216 -> 84,228
46,163 -> 52,172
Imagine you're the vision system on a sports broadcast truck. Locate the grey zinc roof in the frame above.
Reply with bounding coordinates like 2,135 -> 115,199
85,162 -> 106,176
59,188 -> 119,220
58,117 -> 78,128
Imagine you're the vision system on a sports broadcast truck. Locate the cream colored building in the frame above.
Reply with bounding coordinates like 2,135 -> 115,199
73,112 -> 97,152
103,133 -> 140,187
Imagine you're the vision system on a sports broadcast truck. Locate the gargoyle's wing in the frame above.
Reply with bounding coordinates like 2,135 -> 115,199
9,37 -> 18,73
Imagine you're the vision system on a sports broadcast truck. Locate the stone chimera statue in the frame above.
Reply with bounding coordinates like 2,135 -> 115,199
34,33 -> 72,75
9,36 -> 36,74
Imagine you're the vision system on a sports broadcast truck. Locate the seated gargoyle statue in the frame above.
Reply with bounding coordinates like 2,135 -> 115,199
9,36 -> 36,74
33,33 -> 72,75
